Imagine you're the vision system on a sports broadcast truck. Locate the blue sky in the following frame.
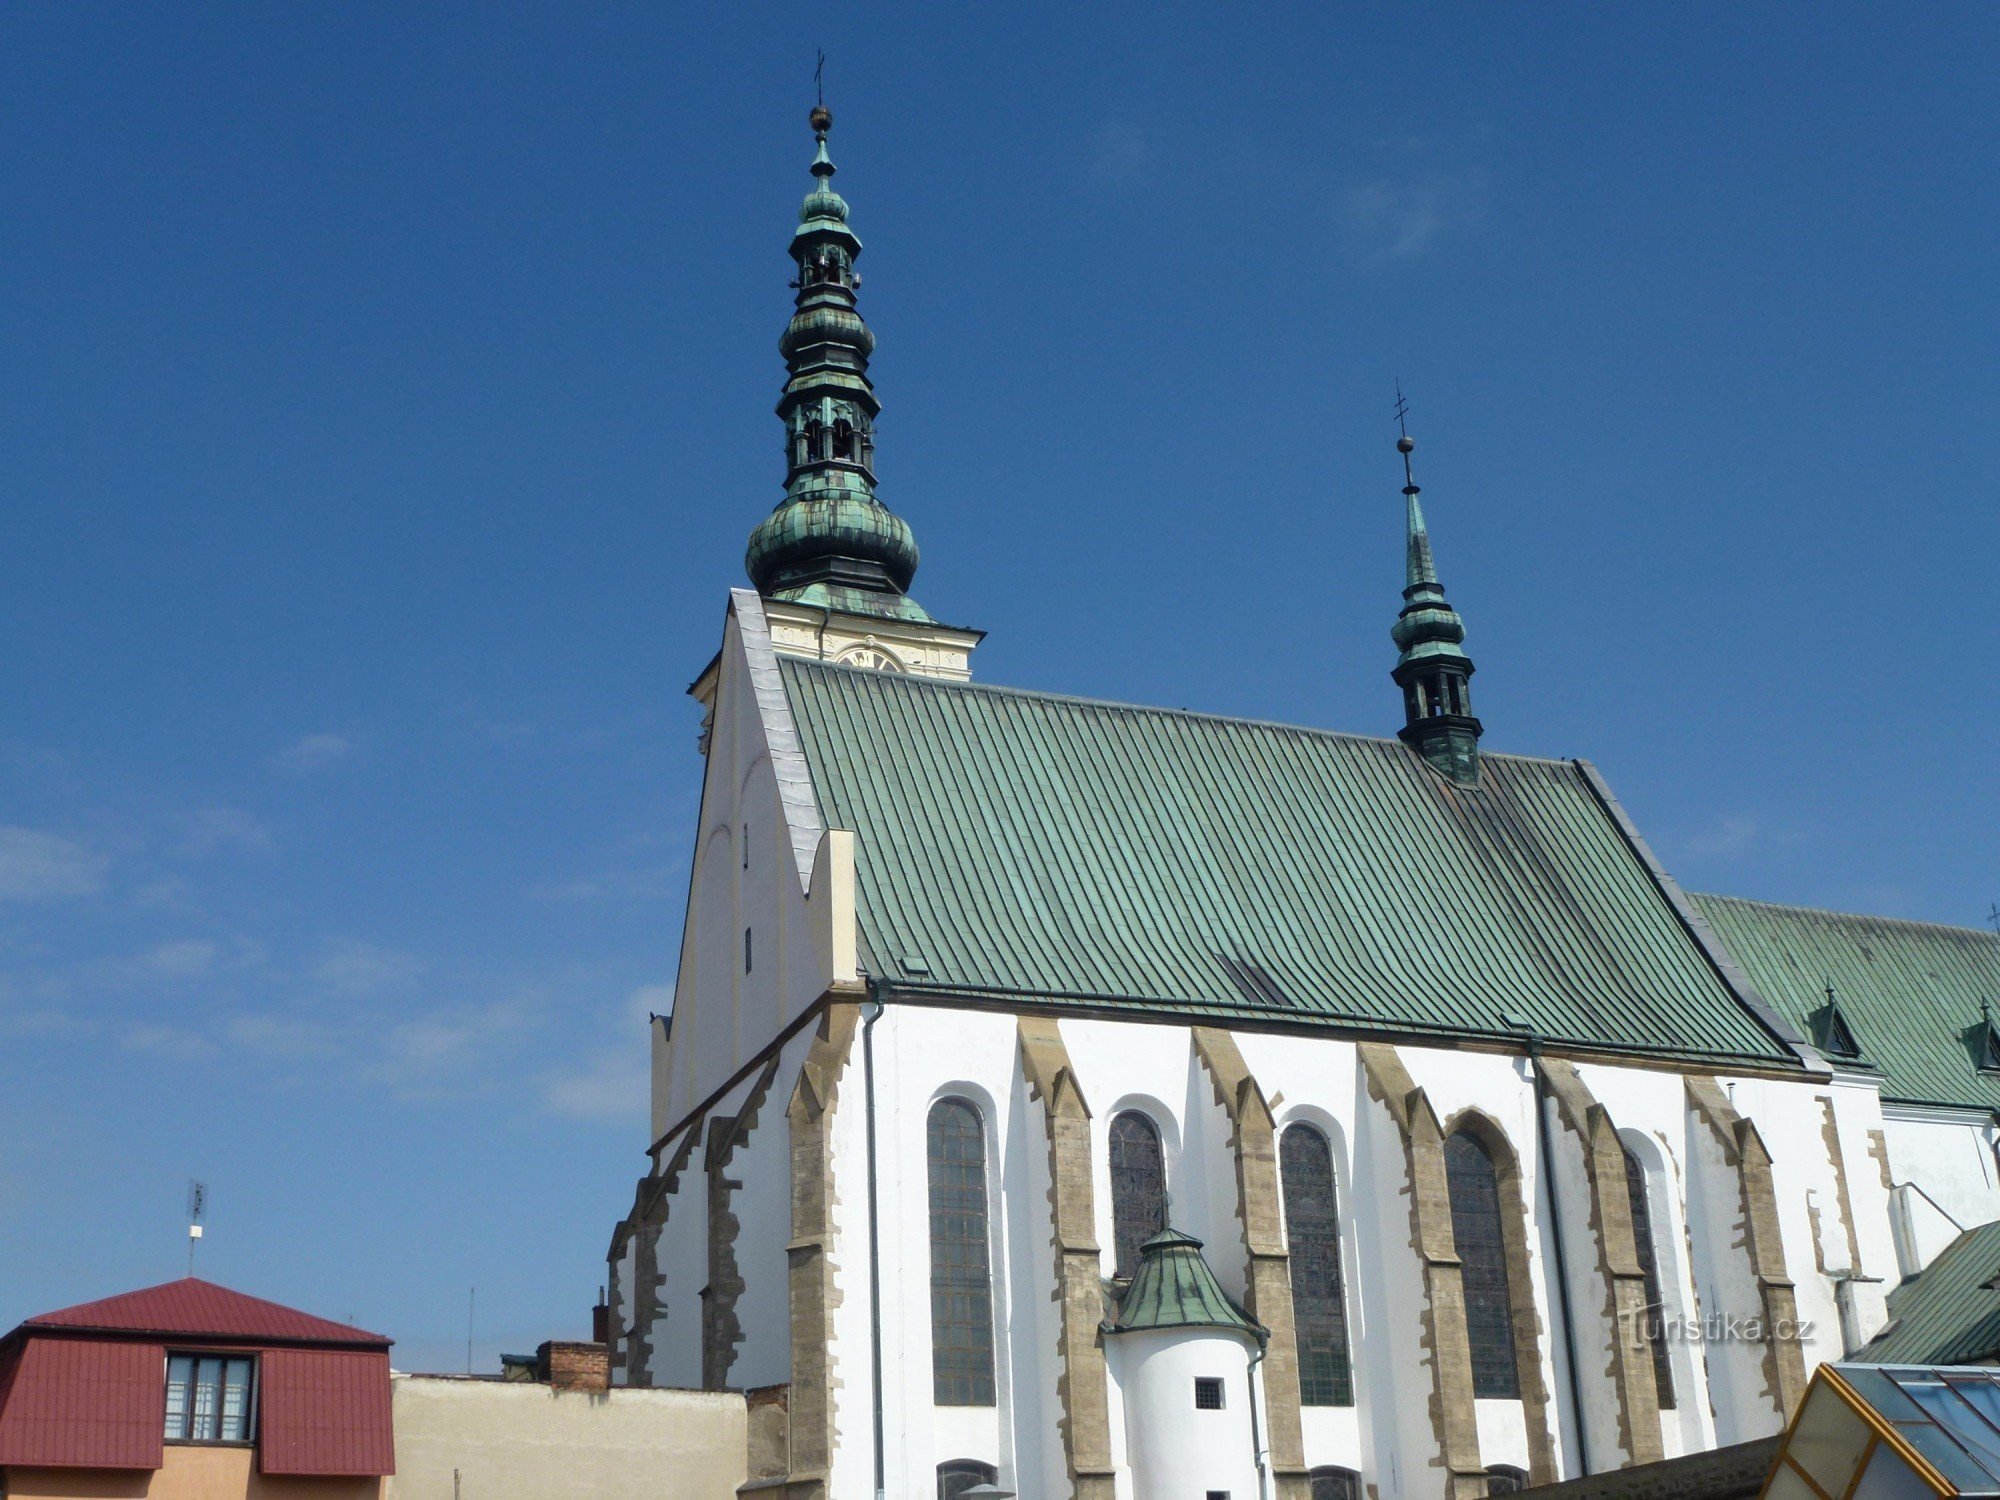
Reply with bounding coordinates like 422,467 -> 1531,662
1,3 -> 1994,1369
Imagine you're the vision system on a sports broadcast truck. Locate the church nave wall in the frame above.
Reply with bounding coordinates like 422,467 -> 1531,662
617,996 -> 1929,1500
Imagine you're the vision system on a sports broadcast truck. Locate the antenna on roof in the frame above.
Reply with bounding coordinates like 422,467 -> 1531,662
186,1179 -> 207,1277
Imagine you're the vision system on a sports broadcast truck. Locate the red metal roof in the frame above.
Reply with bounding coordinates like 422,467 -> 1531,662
23,1278 -> 386,1347
0,1336 -> 164,1469
258,1349 -> 395,1477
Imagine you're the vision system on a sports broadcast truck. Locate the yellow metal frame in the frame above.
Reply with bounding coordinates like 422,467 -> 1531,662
1764,1366 -> 1957,1500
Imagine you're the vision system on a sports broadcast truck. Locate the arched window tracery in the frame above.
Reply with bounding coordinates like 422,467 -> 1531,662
1309,1466 -> 1360,1500
1445,1128 -> 1521,1399
1622,1144 -> 1676,1409
927,1098 -> 995,1406
936,1459 -> 998,1500
1280,1124 -> 1353,1406
1108,1110 -> 1167,1279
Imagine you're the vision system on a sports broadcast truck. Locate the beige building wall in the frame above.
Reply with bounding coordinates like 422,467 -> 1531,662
4,1449 -> 379,1500
385,1376 -> 745,1500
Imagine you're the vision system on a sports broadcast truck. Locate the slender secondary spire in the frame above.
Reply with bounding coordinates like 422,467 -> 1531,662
1388,401 -> 1482,782
743,104 -> 932,623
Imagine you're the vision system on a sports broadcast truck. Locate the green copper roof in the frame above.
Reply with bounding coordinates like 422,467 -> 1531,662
1691,894 -> 2000,1112
1104,1229 -> 1264,1341
1857,1220 -> 2000,1364
778,656 -> 1802,1067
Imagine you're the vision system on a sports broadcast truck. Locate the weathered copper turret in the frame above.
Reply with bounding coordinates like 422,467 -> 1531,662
744,107 -> 932,623
1389,421 -> 1483,783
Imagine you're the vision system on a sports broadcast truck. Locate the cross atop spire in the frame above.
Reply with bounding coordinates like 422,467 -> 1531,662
1387,397 -> 1483,783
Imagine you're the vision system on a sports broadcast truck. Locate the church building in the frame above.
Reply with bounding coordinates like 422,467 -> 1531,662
607,108 -> 2000,1500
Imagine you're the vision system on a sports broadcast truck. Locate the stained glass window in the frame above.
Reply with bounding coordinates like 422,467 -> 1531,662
928,1098 -> 996,1406
1109,1111 -> 1167,1279
1309,1467 -> 1359,1500
1281,1124 -> 1353,1406
1622,1145 -> 1676,1410
1445,1130 -> 1521,1399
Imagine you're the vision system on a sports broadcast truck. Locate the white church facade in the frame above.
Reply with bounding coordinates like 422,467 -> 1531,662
606,109 -> 2000,1500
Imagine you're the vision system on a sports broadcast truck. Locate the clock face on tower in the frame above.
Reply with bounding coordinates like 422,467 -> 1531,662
836,643 -> 904,673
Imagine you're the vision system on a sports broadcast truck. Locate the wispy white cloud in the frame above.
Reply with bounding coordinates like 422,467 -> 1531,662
528,866 -> 676,903
0,826 -> 106,900
177,806 -> 274,858
1684,816 -> 1760,858
313,941 -> 426,997
272,733 -> 353,772
542,1047 -> 649,1122
366,993 -> 541,1099
120,1023 -> 217,1060
225,1012 -> 339,1062
0,1005 -> 80,1039
541,983 -> 665,1121
1342,169 -> 1487,262
143,939 -> 220,979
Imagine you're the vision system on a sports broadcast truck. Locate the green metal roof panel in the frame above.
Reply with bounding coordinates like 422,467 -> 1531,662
1857,1221 -> 2000,1365
1690,894 -> 2000,1112
778,657 -> 1798,1066
1106,1229 -> 1264,1340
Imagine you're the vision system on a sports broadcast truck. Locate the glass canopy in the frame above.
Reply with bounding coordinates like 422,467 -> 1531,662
1765,1365 -> 2000,1500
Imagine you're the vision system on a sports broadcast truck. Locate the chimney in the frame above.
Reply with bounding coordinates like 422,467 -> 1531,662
535,1340 -> 610,1393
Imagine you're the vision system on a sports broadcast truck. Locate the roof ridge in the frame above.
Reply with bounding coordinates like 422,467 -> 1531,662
1694,891 -> 2000,943
22,1276 -> 386,1344
780,654 -> 1584,770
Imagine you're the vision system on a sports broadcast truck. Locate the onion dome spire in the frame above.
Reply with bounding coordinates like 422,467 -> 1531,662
744,106 -> 932,623
1388,406 -> 1483,783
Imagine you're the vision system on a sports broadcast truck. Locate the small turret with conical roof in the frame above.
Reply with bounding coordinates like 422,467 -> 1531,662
1389,415 -> 1483,783
744,105 -> 931,624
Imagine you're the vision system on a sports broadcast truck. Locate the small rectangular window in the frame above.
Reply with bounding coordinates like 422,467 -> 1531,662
1194,1376 -> 1225,1410
1207,1492 -> 1231,1500
742,826 -> 749,870
744,928 -> 753,973
165,1353 -> 256,1443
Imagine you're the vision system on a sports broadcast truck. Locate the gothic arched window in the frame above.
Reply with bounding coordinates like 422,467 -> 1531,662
1109,1110 -> 1167,1279
1622,1145 -> 1676,1410
1281,1124 -> 1353,1406
927,1098 -> 996,1406
1486,1465 -> 1528,1494
1309,1466 -> 1360,1500
936,1460 -> 998,1500
1445,1129 -> 1521,1399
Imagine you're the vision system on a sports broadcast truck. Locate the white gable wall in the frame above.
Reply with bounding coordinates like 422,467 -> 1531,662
656,593 -> 855,1148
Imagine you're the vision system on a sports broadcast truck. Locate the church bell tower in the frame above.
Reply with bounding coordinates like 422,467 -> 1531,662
1389,424 -> 1483,783
743,106 -> 981,680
